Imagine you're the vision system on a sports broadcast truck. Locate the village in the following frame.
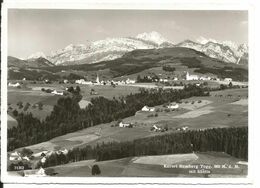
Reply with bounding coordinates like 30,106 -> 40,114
8,71 -> 239,97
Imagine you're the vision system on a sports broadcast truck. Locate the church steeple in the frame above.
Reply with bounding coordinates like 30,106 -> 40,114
96,73 -> 100,83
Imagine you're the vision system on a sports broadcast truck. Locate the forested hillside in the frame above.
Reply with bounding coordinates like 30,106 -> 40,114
38,126 -> 248,168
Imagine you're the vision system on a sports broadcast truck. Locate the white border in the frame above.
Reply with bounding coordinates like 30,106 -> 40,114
1,0 -> 255,185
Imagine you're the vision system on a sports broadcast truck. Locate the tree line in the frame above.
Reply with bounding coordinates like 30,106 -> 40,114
8,84 -> 209,151
38,127 -> 248,168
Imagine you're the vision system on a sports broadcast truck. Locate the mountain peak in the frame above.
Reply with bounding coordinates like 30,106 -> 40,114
27,52 -> 46,60
136,31 -> 169,45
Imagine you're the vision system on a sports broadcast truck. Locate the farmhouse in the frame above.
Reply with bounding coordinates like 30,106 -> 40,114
159,78 -> 169,82
167,103 -> 179,109
51,90 -> 64,96
142,106 -> 155,112
41,157 -> 47,163
119,122 -> 132,128
126,78 -> 136,84
186,72 -> 199,81
152,125 -> 161,131
8,82 -> 21,87
224,78 -> 233,82
78,100 -> 92,109
23,167 -> 47,177
75,79 -> 92,85
199,76 -> 211,81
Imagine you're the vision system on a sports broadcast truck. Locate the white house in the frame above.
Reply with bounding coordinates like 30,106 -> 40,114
141,106 -> 155,112
182,126 -> 189,131
75,79 -> 92,85
152,125 -> 162,132
159,78 -> 168,82
51,90 -> 64,96
199,76 -> 211,81
186,72 -> 199,81
8,82 -> 21,87
224,78 -> 233,82
41,157 -> 47,163
126,78 -> 136,84
167,103 -> 179,109
119,122 -> 131,128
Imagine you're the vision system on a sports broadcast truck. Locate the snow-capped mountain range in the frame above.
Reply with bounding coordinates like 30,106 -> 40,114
26,31 -> 248,65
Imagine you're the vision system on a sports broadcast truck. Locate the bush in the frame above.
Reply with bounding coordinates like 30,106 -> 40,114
38,102 -> 43,110
198,100 -> 202,103
92,164 -> 101,175
20,148 -> 33,157
13,109 -> 18,117
164,109 -> 171,113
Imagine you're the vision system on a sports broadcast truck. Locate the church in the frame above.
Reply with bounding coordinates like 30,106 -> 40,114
186,72 -> 199,81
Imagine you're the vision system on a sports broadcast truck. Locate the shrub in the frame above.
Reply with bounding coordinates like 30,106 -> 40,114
92,164 -> 101,175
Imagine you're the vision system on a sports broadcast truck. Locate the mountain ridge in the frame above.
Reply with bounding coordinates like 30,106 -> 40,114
18,31 -> 248,66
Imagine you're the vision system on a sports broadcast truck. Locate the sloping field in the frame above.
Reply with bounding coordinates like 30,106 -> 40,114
132,153 -> 198,165
7,114 -> 18,129
174,106 -> 214,119
231,99 -> 248,106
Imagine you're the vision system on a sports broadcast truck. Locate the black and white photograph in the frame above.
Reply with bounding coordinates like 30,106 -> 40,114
1,0 -> 256,185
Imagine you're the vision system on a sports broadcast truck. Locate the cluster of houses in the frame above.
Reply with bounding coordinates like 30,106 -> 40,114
9,151 -> 30,162
9,148 -> 69,164
8,82 -> 21,88
23,167 -> 47,177
141,103 -> 179,112
75,75 -> 136,86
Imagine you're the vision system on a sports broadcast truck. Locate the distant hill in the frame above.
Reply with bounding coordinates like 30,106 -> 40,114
8,56 -> 54,68
36,47 -> 248,81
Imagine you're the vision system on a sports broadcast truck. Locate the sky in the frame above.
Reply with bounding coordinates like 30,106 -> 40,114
8,9 -> 248,58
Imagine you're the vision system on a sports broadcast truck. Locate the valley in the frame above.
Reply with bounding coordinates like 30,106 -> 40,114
6,32 -> 248,178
